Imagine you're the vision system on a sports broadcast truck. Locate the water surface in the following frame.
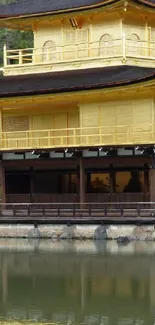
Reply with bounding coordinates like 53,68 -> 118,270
0,239 -> 154,325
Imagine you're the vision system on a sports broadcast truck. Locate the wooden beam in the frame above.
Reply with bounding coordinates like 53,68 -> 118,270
3,155 -> 152,169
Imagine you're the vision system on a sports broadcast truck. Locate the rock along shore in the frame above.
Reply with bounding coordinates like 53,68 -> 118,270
0,224 -> 154,241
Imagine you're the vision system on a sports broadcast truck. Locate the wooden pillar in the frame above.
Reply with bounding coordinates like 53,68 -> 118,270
149,168 -> 155,202
79,157 -> 85,207
30,167 -> 34,203
144,169 -> 149,202
109,164 -> 116,201
0,164 -> 5,204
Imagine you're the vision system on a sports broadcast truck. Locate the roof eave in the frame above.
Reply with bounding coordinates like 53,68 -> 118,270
0,74 -> 155,99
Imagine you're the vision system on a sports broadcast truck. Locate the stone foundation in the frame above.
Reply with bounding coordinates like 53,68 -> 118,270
0,224 -> 154,240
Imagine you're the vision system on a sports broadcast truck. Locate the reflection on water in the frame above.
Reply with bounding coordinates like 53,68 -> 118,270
0,239 -> 154,324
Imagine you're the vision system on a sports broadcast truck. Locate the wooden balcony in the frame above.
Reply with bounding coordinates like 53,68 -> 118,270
3,37 -> 155,76
0,124 -> 155,151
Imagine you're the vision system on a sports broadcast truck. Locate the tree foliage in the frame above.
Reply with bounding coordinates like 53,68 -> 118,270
0,0 -> 33,66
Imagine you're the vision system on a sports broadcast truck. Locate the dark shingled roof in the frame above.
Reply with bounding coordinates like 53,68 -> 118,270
0,0 -> 154,19
0,0 -> 118,18
0,66 -> 155,98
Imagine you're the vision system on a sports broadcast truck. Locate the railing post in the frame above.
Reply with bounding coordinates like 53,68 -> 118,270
104,204 -> 107,218
13,204 -> 16,217
19,50 -> 23,65
57,204 -> 60,218
42,205 -> 45,218
48,130 -> 50,147
75,44 -> 78,60
121,203 -> 123,218
33,48 -> 35,64
47,48 -> 50,62
3,44 -> 7,67
26,131 -> 29,149
2,133 -> 5,149
137,204 -> 140,218
0,132 -> 3,150
89,204 -> 91,218
73,204 -> 75,218
27,205 -> 30,218
37,137 -> 40,148
99,126 -> 102,144
122,33 -> 126,62
61,135 -> 63,147
73,129 -> 76,146
61,45 -> 64,61
88,41 -> 90,57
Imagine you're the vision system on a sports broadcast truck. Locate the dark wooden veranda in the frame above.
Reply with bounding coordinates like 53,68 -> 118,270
0,202 -> 155,224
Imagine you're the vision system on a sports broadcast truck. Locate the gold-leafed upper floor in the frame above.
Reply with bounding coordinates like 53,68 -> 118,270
2,5 -> 155,75
0,81 -> 155,151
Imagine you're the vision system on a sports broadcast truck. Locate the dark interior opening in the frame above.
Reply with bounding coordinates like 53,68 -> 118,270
6,174 -> 30,194
5,168 -> 145,195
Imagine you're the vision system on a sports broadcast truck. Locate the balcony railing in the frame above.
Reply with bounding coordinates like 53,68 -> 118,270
3,38 -> 155,68
0,125 -> 155,150
0,202 -> 154,220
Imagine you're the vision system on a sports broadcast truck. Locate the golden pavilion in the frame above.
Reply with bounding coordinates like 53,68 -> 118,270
0,0 -> 154,204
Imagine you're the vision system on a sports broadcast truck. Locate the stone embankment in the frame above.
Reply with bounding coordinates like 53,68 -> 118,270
0,224 -> 154,240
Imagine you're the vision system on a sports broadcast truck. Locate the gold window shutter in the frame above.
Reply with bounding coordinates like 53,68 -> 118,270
64,30 -> 76,60
77,29 -> 89,58
2,115 -> 29,149
3,115 -> 29,132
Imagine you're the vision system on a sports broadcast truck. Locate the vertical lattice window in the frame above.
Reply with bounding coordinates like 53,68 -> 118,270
77,29 -> 88,43
64,29 -> 89,59
64,31 -> 76,44
64,29 -> 88,45
150,27 -> 155,42
150,27 -> 155,56
3,115 -> 29,132
127,33 -> 141,55
99,34 -> 114,56
42,40 -> 57,62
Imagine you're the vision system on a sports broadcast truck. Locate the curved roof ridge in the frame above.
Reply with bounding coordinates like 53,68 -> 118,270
133,0 -> 155,7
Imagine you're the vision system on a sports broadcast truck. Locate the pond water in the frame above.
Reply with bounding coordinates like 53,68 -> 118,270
0,239 -> 155,325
